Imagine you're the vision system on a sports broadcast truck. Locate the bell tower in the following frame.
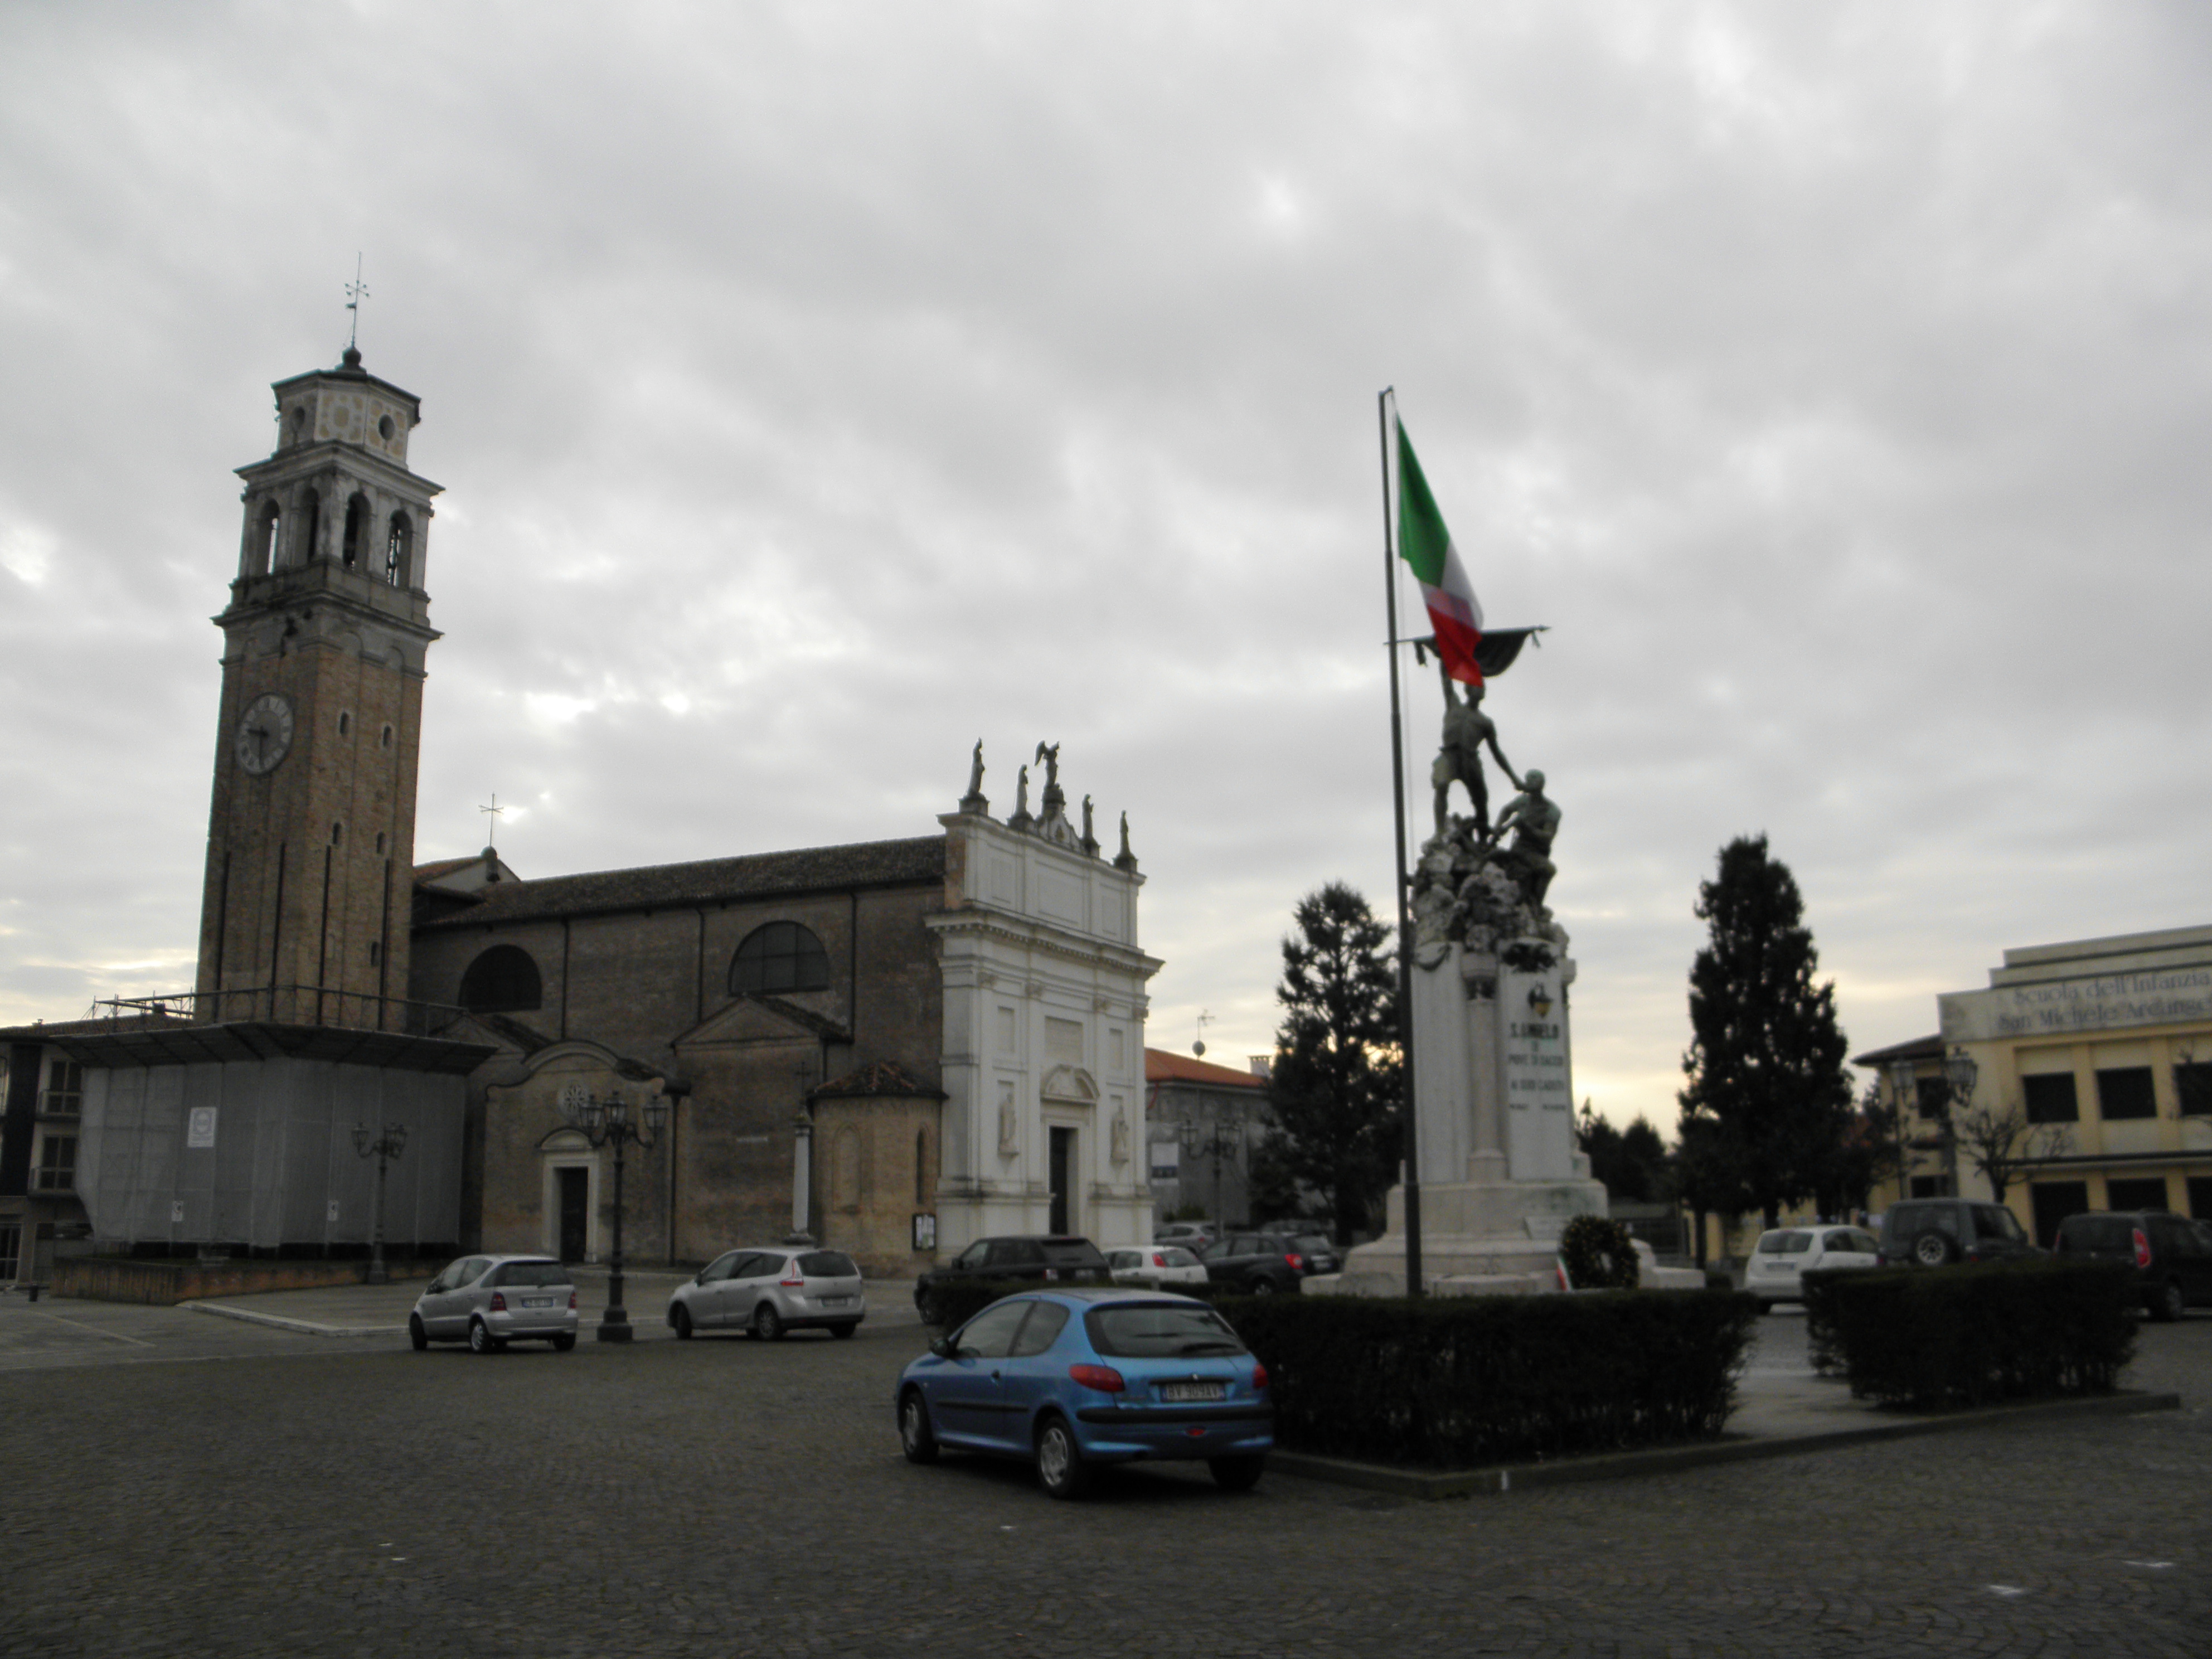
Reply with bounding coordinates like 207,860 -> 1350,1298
194,347 -> 443,1028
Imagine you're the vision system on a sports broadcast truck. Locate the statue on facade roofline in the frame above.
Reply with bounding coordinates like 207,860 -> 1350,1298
959,739 -> 988,814
1010,765 -> 1032,827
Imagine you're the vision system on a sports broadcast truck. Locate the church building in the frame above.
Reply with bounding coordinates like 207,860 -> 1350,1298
1,350 -> 1160,1283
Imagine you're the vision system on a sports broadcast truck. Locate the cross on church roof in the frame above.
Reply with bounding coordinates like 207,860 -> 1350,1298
479,793 -> 503,847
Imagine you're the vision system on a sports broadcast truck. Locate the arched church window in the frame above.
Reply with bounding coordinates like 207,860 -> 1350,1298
297,489 -> 322,566
341,493 -> 370,569
459,944 -> 542,1013
385,512 -> 411,586
251,501 -> 280,576
729,921 -> 831,996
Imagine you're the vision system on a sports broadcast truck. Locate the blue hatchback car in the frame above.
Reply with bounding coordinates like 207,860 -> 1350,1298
895,1287 -> 1274,1498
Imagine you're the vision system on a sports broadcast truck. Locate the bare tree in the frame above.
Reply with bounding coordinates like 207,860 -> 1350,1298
1952,1095 -> 2073,1205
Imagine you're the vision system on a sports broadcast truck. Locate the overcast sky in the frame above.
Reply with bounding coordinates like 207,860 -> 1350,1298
4,3 -> 2209,1129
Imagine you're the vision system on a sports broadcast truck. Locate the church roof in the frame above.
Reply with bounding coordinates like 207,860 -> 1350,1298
414,835 -> 946,930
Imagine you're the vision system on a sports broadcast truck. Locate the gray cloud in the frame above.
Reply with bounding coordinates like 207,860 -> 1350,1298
4,3 -> 2209,1126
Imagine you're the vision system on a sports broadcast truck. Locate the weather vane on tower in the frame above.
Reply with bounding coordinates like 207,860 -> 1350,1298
344,254 -> 370,355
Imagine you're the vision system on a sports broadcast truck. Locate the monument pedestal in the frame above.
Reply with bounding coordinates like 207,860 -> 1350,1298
1330,934 -> 1606,1296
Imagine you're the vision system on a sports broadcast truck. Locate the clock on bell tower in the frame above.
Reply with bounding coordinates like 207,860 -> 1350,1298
193,346 -> 444,1029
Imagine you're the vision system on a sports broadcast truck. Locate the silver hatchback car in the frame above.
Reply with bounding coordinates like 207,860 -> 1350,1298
410,1255 -> 579,1353
667,1245 -> 866,1340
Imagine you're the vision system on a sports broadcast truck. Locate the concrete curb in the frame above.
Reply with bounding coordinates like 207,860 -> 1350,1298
1267,1389 -> 2184,1499
179,1301 -> 405,1338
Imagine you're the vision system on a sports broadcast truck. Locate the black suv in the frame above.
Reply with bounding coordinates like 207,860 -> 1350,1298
1877,1198 -> 2035,1268
913,1235 -> 1111,1322
2053,1210 -> 2212,1322
1198,1231 -> 1332,1293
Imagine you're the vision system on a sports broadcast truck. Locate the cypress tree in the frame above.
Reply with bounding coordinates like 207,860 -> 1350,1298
1677,835 -> 1854,1230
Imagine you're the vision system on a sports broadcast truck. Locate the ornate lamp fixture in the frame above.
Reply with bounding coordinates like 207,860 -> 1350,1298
565,1088 -> 670,1344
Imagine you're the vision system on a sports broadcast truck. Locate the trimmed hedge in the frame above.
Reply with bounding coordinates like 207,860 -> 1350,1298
1225,1291 -> 1755,1468
1799,1260 -> 2137,1409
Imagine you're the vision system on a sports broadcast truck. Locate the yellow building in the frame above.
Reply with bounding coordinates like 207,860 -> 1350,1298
1860,925 -> 2212,1245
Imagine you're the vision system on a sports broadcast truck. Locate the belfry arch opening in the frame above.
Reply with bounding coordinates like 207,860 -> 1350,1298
341,493 -> 370,569
385,512 -> 411,586
250,501 -> 280,576
297,489 -> 321,566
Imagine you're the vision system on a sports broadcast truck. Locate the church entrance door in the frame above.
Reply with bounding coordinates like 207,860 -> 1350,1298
1048,1127 -> 1074,1235
557,1167 -> 589,1263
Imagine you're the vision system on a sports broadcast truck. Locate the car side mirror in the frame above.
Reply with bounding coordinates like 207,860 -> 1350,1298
695,1270 -> 707,1285
929,1336 -> 955,1359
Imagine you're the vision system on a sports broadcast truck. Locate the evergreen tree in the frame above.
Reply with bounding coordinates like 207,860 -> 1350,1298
1676,835 -> 1854,1230
1260,883 -> 1403,1244
1575,1102 -> 1672,1203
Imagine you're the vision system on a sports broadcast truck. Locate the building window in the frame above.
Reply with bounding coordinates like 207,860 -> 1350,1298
459,944 -> 542,1013
252,501 -> 281,576
298,488 -> 321,565
729,922 -> 830,996
368,941 -> 382,967
2105,1176 -> 2171,1212
2095,1067 -> 2157,1121
0,1220 -> 18,1280
2021,1073 -> 2078,1124
1909,1174 -> 1954,1199
338,711 -> 352,738
341,492 -> 370,569
2175,1062 -> 2212,1118
1914,1076 -> 1949,1119
35,1135 -> 77,1192
42,1059 -> 83,1117
915,1127 -> 932,1204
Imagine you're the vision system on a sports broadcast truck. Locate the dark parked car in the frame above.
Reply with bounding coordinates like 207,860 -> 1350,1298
1197,1231 -> 1331,1293
2053,1210 -> 2212,1322
1876,1198 -> 2035,1268
895,1288 -> 1273,1498
914,1235 -> 1111,1322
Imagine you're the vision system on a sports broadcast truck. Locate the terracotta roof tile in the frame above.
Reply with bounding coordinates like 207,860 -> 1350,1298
1144,1047 -> 1268,1089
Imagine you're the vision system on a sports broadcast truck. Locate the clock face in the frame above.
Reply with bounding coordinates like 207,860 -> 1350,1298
234,692 -> 295,775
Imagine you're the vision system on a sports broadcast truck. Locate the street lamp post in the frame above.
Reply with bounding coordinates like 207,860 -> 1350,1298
1181,1104 -> 1246,1225
351,1121 -> 408,1286
568,1089 -> 669,1344
1942,1046 -> 1978,1196
1885,1060 -> 1917,1209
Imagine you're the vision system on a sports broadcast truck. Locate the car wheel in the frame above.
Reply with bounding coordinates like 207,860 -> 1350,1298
899,1390 -> 939,1465
1247,1277 -> 1276,1296
551,1332 -> 576,1352
1912,1232 -> 1956,1268
2153,1279 -> 2185,1323
831,1322 -> 857,1340
754,1302 -> 786,1342
408,1313 -> 429,1352
918,1291 -> 946,1327
468,1318 -> 502,1355
1210,1454 -> 1265,1493
672,1304 -> 694,1341
1035,1416 -> 1091,1500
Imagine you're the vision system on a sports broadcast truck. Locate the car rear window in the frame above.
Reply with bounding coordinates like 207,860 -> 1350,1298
1041,1240 -> 1109,1268
496,1261 -> 570,1288
1158,1247 -> 1199,1267
1086,1303 -> 1249,1359
798,1251 -> 857,1278
1287,1235 -> 1333,1257
1757,1231 -> 1815,1254
2058,1216 -> 2132,1251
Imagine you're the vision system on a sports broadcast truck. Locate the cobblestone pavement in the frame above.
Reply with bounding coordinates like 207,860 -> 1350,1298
0,1306 -> 2205,1657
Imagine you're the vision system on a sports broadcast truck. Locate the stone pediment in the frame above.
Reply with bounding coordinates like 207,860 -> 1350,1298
673,992 -> 852,1050
1040,1064 -> 1098,1103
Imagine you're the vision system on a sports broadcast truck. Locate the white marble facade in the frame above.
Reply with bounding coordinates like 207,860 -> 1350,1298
926,775 -> 1160,1259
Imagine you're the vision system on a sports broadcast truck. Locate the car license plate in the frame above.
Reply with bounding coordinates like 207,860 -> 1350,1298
1158,1381 -> 1225,1403
821,1296 -> 851,1307
522,1297 -> 554,1308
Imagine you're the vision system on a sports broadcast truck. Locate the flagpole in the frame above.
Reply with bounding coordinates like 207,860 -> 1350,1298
1378,387 -> 1423,1299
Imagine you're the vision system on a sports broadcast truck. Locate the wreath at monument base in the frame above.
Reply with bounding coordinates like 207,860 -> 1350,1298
1558,1214 -> 1640,1291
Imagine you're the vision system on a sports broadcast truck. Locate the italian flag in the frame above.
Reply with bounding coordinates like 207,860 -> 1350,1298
1396,418 -> 1485,684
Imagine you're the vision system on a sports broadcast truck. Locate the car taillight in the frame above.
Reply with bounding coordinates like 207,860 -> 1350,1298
2135,1228 -> 2152,1269
1152,1253 -> 1167,1268
782,1273 -> 805,1287
1068,1364 -> 1125,1393
568,1291 -> 578,1310
489,1292 -> 507,1312
1285,1253 -> 1305,1271
1251,1361 -> 1269,1392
